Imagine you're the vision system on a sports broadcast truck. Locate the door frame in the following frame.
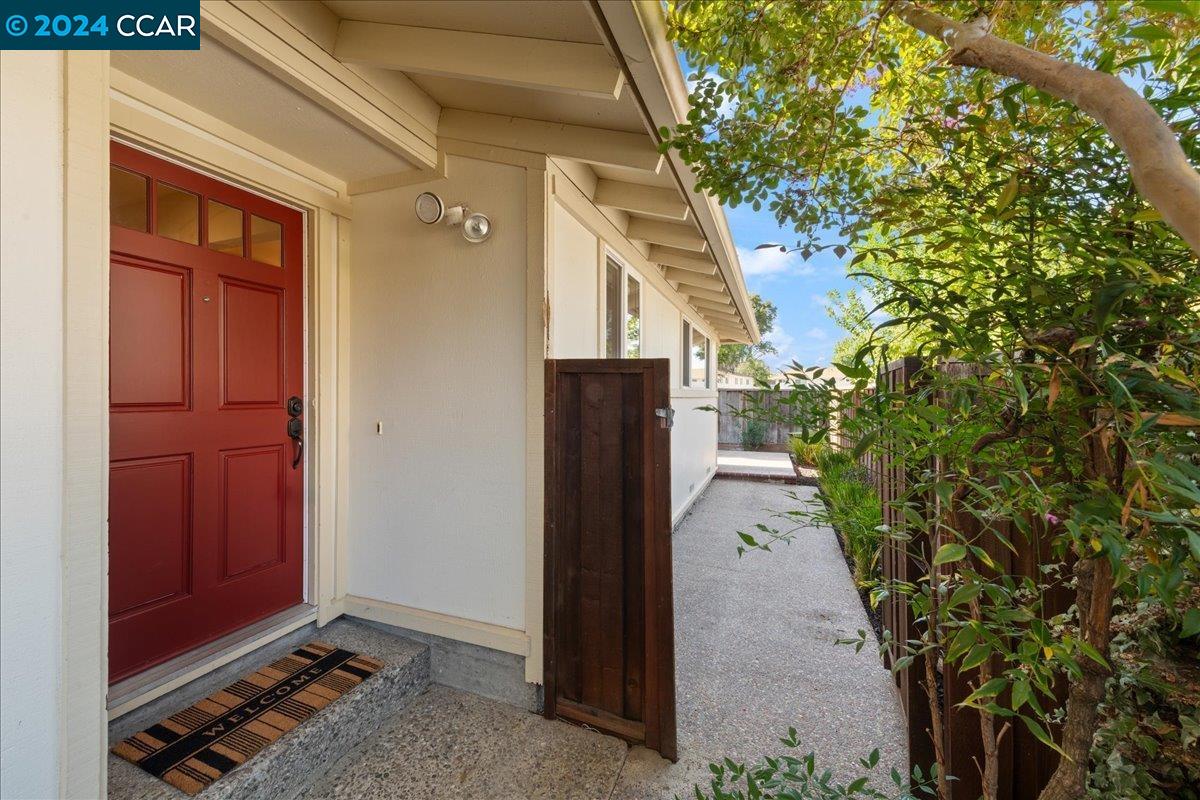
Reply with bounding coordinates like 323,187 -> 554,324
103,82 -> 352,713
54,49 -> 359,799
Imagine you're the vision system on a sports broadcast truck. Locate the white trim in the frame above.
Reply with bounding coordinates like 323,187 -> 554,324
106,605 -> 317,720
626,267 -> 643,359
343,596 -> 530,657
681,317 -> 713,390
60,50 -> 111,800
524,165 -> 549,684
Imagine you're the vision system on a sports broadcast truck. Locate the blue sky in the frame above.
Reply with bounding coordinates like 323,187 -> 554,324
723,203 -> 852,369
677,57 -> 855,369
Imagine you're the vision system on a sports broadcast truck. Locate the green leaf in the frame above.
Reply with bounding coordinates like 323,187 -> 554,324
933,542 -> 968,566
961,643 -> 991,671
1022,716 -> 1064,755
996,176 -> 1018,212
1126,23 -> 1173,40
963,677 -> 1007,704
1183,608 -> 1200,638
1011,679 -> 1032,711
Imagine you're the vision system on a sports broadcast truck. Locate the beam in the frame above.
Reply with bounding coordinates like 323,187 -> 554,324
693,300 -> 739,316
334,20 -> 623,100
691,294 -> 735,310
664,268 -> 724,291
627,219 -> 707,252
648,245 -> 717,273
593,180 -> 688,220
439,110 -> 662,173
703,313 -> 744,327
679,285 -> 729,304
204,1 -> 437,168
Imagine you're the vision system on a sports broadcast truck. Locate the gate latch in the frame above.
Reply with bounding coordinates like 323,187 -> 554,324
655,407 -> 675,429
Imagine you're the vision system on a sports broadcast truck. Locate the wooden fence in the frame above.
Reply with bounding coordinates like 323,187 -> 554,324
848,358 -> 1068,800
717,389 -> 806,450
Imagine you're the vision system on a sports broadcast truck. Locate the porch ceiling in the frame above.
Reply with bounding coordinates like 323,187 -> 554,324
112,35 -> 417,184
112,0 -> 754,343
317,0 -> 754,343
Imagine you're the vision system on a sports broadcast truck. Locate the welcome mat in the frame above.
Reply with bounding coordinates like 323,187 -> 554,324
112,641 -> 383,795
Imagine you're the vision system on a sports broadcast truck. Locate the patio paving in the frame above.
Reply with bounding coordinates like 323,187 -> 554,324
300,479 -> 904,799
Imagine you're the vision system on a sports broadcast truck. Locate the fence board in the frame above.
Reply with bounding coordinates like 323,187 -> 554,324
842,358 -> 1062,800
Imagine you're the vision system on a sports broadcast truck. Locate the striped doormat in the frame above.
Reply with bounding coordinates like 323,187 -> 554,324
112,641 -> 383,795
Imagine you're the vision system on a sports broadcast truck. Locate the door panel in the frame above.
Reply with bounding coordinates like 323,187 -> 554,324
108,142 -> 304,683
109,454 -> 193,618
110,260 -> 190,409
219,445 -> 286,579
544,359 -> 676,761
220,277 -> 285,407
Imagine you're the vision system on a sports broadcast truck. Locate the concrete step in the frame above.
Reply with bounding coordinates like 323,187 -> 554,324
108,619 -> 430,800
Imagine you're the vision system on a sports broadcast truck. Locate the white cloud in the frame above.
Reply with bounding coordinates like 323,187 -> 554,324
736,246 -> 815,279
804,327 -> 829,341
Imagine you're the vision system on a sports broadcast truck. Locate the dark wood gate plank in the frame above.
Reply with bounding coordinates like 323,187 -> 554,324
543,359 -> 676,761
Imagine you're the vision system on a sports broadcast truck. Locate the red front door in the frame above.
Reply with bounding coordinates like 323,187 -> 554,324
108,142 -> 305,683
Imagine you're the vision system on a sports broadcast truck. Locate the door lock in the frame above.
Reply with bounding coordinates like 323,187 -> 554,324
287,395 -> 303,468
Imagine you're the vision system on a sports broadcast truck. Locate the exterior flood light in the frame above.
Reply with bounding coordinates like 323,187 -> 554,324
413,191 -> 492,244
414,191 -> 444,224
462,212 -> 492,243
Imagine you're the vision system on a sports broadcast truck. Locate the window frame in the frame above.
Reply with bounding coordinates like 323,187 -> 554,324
601,248 -> 643,359
681,317 -> 712,389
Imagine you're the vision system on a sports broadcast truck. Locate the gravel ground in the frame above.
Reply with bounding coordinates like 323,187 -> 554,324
610,479 -> 907,798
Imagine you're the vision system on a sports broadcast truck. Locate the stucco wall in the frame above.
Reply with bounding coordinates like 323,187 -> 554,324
0,50 -> 65,800
550,203 -> 598,358
347,154 -> 528,630
549,200 -> 718,520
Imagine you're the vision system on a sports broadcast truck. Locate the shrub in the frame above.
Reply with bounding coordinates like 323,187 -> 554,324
789,437 -> 825,467
740,419 -> 768,449
814,448 -> 882,586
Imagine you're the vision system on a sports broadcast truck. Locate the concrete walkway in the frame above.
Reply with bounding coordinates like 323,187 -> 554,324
306,480 -> 904,799
716,448 -> 796,479
610,479 -> 906,797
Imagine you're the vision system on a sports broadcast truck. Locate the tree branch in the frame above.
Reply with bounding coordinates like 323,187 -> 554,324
895,2 -> 1200,256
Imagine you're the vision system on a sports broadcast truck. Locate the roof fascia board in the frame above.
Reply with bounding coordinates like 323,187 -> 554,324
588,0 -> 759,343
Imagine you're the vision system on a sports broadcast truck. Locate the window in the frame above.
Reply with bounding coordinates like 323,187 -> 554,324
155,182 -> 199,245
604,256 -> 622,358
207,200 -> 243,256
682,319 -> 711,388
110,166 -> 148,232
250,214 -> 283,266
604,254 -> 643,359
625,272 -> 641,358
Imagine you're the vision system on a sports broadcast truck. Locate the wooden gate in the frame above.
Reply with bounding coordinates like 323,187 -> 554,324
543,359 -> 676,761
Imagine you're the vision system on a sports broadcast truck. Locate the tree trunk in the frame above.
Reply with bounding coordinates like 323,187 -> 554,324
1038,556 -> 1115,800
896,2 -> 1200,256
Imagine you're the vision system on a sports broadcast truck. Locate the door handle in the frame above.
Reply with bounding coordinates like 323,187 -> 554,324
655,407 -> 675,429
287,397 -> 303,469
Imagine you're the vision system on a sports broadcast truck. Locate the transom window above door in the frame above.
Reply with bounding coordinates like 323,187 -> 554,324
109,164 -> 283,266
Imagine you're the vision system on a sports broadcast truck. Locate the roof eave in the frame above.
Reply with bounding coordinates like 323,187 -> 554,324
589,0 -> 760,345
